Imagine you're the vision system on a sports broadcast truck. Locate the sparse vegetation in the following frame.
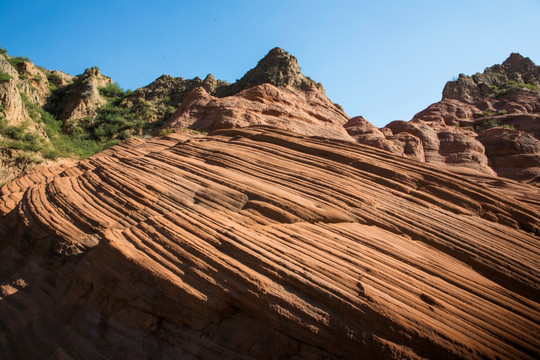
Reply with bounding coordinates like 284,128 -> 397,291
158,128 -> 173,137
0,71 -> 12,83
98,82 -> 124,98
0,48 -> 7,55
47,73 -> 62,83
6,56 -> 30,69
19,92 -> 118,159
179,127 -> 206,135
491,80 -> 540,96
481,109 -> 495,116
0,118 -> 45,156
477,118 -> 515,131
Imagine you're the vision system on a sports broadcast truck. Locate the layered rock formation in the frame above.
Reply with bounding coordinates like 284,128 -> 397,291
163,84 -> 352,140
0,126 -> 538,359
350,53 -> 540,181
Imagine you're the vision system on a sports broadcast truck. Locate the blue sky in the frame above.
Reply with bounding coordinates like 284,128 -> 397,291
1,0 -> 539,127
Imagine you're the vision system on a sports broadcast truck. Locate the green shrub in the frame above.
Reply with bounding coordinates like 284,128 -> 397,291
0,48 -> 7,55
6,56 -> 29,69
523,83 -> 540,91
494,80 -> 540,96
0,71 -> 12,83
3,124 -> 26,140
99,82 -> 125,99
15,152 -> 40,165
47,73 -> 62,83
478,119 -> 515,131
41,147 -> 60,160
481,109 -> 494,116
158,128 -> 173,137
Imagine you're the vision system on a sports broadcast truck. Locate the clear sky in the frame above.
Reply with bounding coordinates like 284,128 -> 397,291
1,0 -> 539,127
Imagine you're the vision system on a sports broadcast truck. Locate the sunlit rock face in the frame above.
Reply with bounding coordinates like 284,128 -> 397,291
0,126 -> 538,359
351,53 -> 540,182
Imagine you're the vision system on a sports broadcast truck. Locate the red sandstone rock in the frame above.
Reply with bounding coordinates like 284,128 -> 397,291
350,54 -> 540,182
0,126 -> 538,359
477,127 -> 540,181
162,84 -> 353,141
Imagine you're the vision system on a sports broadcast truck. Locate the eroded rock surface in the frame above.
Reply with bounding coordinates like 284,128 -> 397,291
164,84 -> 352,140
351,53 -> 540,181
0,126 -> 538,359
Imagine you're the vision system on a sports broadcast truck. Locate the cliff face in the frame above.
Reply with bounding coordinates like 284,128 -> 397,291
0,54 -> 60,184
349,53 -> 540,182
0,127 -> 538,359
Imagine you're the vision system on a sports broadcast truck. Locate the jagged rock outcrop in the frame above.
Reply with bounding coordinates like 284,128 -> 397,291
351,53 -> 540,181
223,47 -> 322,95
0,54 -> 32,127
162,83 -> 352,140
120,74 -> 231,126
0,53 -> 63,184
120,47 -> 325,129
0,126 -> 538,359
442,53 -> 540,105
50,67 -> 112,122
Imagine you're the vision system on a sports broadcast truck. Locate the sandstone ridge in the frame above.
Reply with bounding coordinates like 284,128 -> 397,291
0,126 -> 538,359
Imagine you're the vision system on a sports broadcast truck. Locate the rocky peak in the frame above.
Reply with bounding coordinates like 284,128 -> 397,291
51,66 -> 112,122
502,52 -> 537,73
226,47 -> 322,95
442,53 -> 540,103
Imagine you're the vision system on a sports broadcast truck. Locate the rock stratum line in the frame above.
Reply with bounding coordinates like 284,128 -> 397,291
0,126 -> 538,359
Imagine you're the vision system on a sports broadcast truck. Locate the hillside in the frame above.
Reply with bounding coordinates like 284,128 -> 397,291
0,47 -> 342,184
0,48 -> 539,359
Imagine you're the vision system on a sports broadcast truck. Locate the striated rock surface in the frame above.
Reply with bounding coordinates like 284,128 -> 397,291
163,83 -> 352,140
351,53 -> 540,181
0,126 -> 538,359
